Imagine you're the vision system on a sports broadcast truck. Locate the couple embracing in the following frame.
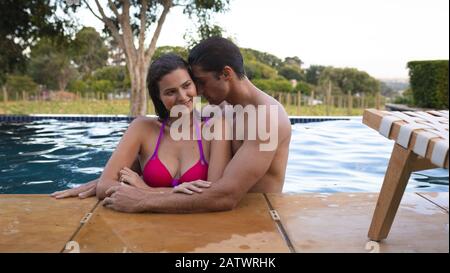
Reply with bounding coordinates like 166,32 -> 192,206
51,37 -> 292,213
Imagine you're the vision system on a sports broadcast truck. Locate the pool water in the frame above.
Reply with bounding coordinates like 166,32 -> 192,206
284,118 -> 448,193
0,118 -> 448,194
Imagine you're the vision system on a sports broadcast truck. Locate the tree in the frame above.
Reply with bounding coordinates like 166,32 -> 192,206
184,24 -> 225,49
92,65 -> 130,93
28,37 -> 77,91
284,56 -> 303,69
107,37 -> 126,66
245,60 -> 278,80
305,65 -> 326,85
241,48 -> 283,69
71,27 -> 109,77
278,65 -> 304,81
293,81 -> 313,95
153,46 -> 189,60
252,79 -> 293,93
5,75 -> 39,98
0,0 -> 70,85
75,0 -> 230,116
318,67 -> 380,95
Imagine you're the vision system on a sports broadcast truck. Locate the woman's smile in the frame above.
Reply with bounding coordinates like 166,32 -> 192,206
179,98 -> 192,107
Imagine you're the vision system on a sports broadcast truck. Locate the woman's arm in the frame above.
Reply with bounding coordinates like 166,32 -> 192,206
96,117 -> 146,200
50,155 -> 142,199
130,155 -> 143,175
206,117 -> 232,182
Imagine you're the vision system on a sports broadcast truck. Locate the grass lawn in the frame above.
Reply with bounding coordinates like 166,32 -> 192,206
0,99 -> 371,116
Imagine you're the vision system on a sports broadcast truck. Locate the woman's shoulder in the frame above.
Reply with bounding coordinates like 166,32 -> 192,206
127,116 -> 163,134
131,116 -> 162,126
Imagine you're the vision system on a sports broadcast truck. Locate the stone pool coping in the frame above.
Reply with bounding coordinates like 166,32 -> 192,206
0,192 -> 447,253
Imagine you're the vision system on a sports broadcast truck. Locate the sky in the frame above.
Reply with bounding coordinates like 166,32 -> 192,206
77,0 -> 449,80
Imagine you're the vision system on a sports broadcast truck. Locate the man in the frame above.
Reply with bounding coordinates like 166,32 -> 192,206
51,37 -> 291,213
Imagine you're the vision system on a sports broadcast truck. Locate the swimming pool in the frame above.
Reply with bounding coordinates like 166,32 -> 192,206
0,117 -> 448,194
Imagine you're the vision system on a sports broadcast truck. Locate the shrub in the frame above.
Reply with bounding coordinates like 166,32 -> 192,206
407,60 -> 448,108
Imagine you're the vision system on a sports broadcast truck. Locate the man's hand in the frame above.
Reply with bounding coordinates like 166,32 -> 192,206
119,167 -> 148,189
172,180 -> 211,194
50,180 -> 97,199
103,183 -> 150,213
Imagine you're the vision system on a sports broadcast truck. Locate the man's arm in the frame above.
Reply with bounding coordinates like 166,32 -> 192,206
147,140 -> 278,212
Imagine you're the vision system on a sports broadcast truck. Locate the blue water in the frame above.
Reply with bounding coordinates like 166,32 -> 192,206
283,118 -> 448,193
0,118 -> 448,194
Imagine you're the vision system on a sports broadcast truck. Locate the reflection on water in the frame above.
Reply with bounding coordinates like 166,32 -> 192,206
0,118 -> 448,194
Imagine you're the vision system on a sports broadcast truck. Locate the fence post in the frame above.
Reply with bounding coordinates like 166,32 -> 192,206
347,91 -> 352,115
2,86 -> 7,102
310,90 -> 315,106
376,92 -> 380,109
296,91 -> 301,116
361,93 -> 365,109
326,81 -> 331,115
286,92 -> 291,106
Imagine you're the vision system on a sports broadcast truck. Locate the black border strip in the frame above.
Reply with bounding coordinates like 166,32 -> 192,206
0,115 -> 350,124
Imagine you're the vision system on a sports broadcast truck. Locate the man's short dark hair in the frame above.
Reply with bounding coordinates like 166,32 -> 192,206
188,37 -> 246,79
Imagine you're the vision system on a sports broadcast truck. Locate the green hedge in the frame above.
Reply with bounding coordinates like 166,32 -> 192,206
407,60 -> 448,108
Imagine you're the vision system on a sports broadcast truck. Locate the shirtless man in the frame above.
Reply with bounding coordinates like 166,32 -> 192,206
51,37 -> 291,213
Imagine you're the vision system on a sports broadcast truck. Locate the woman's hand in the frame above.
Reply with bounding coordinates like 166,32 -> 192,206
119,167 -> 148,189
172,180 -> 212,195
50,179 -> 98,199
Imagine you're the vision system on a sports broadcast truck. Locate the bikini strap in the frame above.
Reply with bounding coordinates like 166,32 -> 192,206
194,117 -> 207,164
150,119 -> 166,159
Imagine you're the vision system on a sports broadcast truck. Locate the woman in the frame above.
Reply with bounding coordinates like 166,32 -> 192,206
51,54 -> 231,199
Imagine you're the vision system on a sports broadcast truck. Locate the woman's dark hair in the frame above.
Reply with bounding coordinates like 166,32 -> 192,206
188,36 -> 246,79
147,53 -> 191,120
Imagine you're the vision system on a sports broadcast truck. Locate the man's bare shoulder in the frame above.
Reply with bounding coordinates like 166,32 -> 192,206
259,92 -> 291,140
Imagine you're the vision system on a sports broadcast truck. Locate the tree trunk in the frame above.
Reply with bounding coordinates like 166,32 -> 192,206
87,0 -> 171,117
129,59 -> 149,116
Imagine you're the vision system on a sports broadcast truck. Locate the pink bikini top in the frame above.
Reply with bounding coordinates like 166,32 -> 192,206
142,119 -> 208,187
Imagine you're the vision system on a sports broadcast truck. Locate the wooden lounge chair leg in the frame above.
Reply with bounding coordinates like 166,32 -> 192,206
368,143 -> 415,241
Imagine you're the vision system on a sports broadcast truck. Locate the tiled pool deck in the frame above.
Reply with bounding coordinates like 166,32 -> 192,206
0,192 -> 447,253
